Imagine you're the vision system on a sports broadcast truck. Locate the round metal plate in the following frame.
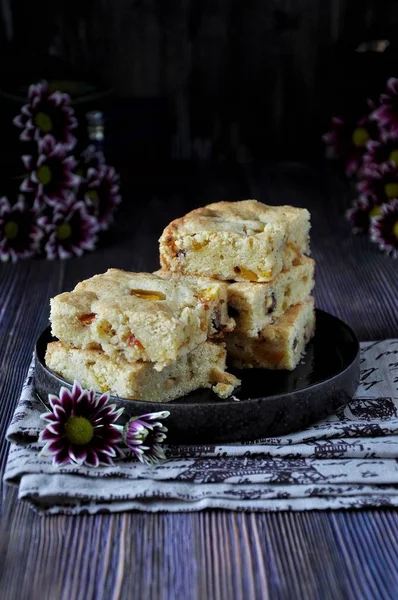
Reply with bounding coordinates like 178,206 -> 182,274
34,310 -> 360,444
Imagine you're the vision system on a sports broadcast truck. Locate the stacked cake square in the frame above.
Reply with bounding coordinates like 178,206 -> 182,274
159,200 -> 315,370
47,270 -> 240,401
46,199 -> 315,402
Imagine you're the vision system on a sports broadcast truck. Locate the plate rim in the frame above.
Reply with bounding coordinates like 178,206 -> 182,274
35,309 -> 360,408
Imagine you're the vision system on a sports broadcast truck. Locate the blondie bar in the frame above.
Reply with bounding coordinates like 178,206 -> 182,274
50,269 -> 234,370
159,200 -> 310,282
45,340 -> 241,401
226,298 -> 316,370
153,270 -> 234,336
227,257 -> 315,336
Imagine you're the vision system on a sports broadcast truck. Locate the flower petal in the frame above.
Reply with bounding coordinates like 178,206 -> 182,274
47,438 -> 67,453
68,446 -> 87,465
85,450 -> 100,468
54,447 -> 72,467
45,421 -> 64,435
39,428 -> 57,442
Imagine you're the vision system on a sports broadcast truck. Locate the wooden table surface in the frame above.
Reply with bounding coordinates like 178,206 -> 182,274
1,161 -> 398,600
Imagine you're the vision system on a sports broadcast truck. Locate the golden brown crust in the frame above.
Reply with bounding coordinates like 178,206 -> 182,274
159,200 -> 311,282
161,200 -> 310,237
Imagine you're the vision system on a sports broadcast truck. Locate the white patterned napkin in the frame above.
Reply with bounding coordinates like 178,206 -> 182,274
4,340 -> 398,514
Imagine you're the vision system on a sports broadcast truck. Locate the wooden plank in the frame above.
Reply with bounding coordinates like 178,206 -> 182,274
3,504 -> 398,599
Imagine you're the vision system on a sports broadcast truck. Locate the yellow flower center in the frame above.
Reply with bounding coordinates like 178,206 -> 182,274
37,165 -> 52,185
34,111 -> 53,134
389,150 -> 398,167
5,221 -> 19,239
352,127 -> 370,148
384,183 -> 398,199
369,206 -> 382,219
65,416 -> 94,445
56,222 -> 72,240
394,222 -> 398,238
87,190 -> 99,203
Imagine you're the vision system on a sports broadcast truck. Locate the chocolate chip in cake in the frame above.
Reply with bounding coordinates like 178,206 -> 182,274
266,292 -> 277,314
227,305 -> 240,319
293,337 -> 299,350
177,249 -> 186,260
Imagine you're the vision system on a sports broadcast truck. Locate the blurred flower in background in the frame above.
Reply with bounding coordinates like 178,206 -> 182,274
370,200 -> 398,258
323,106 -> 379,177
13,82 -> 77,150
83,165 -> 121,231
41,199 -> 98,260
21,135 -> 79,206
1,81 -> 121,262
371,78 -> 398,136
362,134 -> 398,173
0,196 -> 43,262
324,78 -> 398,258
346,196 -> 383,235
358,163 -> 398,204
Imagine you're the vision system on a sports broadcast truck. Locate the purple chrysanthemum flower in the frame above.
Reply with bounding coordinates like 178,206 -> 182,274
363,134 -> 398,174
371,78 -> 398,136
0,196 -> 43,262
41,198 -> 98,259
370,199 -> 398,258
323,110 -> 379,177
81,164 -> 121,231
124,411 -> 170,465
346,196 -> 385,234
39,381 -> 125,467
21,135 -> 79,207
13,81 -> 77,150
358,163 -> 398,204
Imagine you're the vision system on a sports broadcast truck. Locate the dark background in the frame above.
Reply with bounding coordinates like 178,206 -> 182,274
1,0 -> 398,172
